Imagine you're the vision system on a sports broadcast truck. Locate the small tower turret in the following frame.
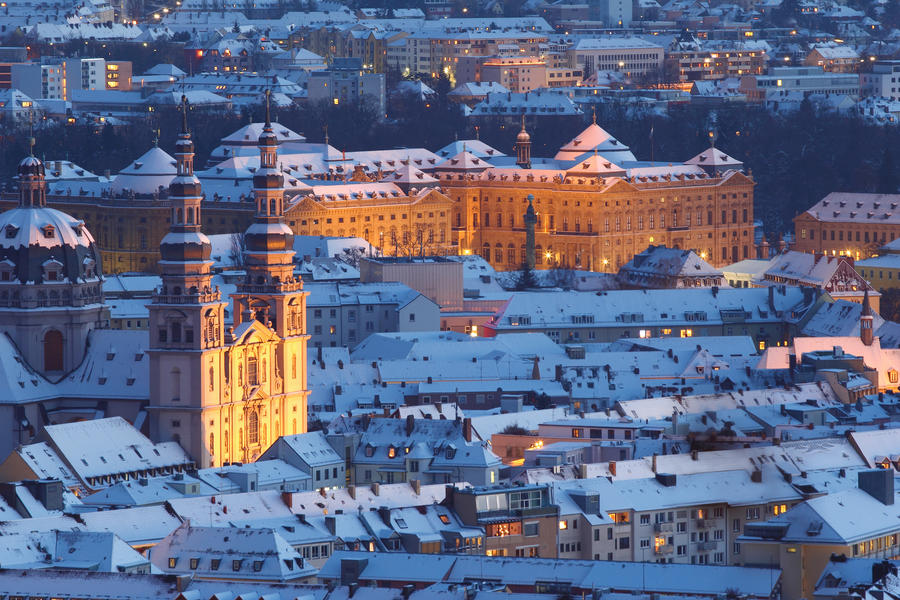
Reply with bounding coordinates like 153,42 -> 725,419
515,115 -> 531,169
861,288 -> 874,346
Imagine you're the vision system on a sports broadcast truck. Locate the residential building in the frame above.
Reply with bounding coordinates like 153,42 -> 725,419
483,286 -> 816,346
443,483 -> 559,558
149,522 -> 317,583
739,469 -> 900,600
567,38 -> 664,78
617,245 -> 726,288
307,57 -> 386,115
260,431 -> 345,489
759,252 -> 877,310
861,61 -> 900,101
804,46 -> 860,73
739,67 -> 860,102
305,281 -> 440,348
856,238 -> 900,292
793,192 -> 900,260
328,415 -> 501,486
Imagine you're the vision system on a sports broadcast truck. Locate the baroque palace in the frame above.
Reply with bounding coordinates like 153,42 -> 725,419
0,98 -> 309,468
1,115 -> 753,274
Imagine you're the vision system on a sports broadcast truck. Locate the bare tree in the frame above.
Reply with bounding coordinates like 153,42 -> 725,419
229,232 -> 245,268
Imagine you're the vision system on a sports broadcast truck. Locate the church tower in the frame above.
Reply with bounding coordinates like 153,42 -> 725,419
148,97 -> 229,468
229,90 -> 309,459
515,115 -> 531,169
861,288 -> 874,347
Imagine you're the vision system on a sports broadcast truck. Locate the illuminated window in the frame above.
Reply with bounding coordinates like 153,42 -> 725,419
559,520 -> 568,530
680,329 -> 693,338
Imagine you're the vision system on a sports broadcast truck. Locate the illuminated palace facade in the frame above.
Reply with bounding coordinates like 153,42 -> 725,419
435,121 -> 756,272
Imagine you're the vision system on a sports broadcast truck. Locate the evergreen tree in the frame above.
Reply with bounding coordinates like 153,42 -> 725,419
514,261 -> 538,290
877,144 -> 898,194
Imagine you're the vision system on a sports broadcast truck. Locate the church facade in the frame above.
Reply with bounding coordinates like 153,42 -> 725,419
148,99 -> 309,468
0,99 -> 308,469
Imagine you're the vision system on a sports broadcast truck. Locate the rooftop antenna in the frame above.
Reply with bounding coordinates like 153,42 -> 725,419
324,124 -> 329,146
264,88 -> 272,127
592,105 -> 597,125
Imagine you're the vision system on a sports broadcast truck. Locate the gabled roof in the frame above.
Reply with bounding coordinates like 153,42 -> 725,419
684,145 -> 743,168
555,122 -> 629,161
434,150 -> 492,171
564,152 -> 626,177
380,162 -> 438,186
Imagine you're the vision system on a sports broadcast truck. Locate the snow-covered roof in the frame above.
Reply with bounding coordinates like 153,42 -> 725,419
150,522 -> 316,581
41,416 -> 193,485
110,146 -> 176,195
0,206 -> 95,252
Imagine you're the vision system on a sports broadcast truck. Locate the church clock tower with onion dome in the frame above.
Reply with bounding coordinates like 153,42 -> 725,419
148,97 -> 230,468
229,90 -> 309,460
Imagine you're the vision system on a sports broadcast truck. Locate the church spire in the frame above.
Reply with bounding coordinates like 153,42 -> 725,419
861,288 -> 874,346
233,87 -> 302,334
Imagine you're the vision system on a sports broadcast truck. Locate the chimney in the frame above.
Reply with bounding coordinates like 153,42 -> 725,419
411,479 -> 421,495
691,450 -> 699,461
579,464 -> 588,479
859,469 -> 894,505
651,454 -> 658,473
347,485 -> 356,499
751,469 -> 762,483
282,491 -> 294,510
609,461 -> 617,476
405,414 -> 415,436
463,417 -> 473,442
371,482 -> 380,496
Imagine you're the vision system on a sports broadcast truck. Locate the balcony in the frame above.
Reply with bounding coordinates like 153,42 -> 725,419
694,519 -> 711,529
654,545 -> 673,555
697,541 -> 718,551
653,522 -> 674,533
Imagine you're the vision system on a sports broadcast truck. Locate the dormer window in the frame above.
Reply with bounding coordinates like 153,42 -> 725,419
5,225 -> 18,239
42,225 -> 55,239
43,259 -> 63,282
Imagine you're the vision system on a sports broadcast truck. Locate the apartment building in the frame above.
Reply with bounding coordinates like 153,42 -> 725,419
739,66 -> 860,102
861,61 -> 900,101
567,37 -> 664,77
444,484 -> 560,558
553,469 -> 803,566
740,469 -> 900,600
305,281 -> 440,348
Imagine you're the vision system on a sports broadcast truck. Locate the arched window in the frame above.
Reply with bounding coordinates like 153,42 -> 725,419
43,329 -> 63,372
224,431 -> 229,454
292,419 -> 297,435
187,207 -> 194,224
209,364 -> 215,391
176,208 -> 183,224
291,354 -> 297,379
261,358 -> 266,383
209,432 -> 214,457
247,411 -> 259,445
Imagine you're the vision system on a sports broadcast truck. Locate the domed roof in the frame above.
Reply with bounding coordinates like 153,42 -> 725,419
0,206 -> 101,284
17,155 -> 44,178
0,206 -> 95,251
517,129 -> 531,143
111,146 -> 177,195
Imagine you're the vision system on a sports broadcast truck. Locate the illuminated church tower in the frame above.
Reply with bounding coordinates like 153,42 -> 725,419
229,90 -> 310,457
149,94 -> 309,467
148,97 -> 229,467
